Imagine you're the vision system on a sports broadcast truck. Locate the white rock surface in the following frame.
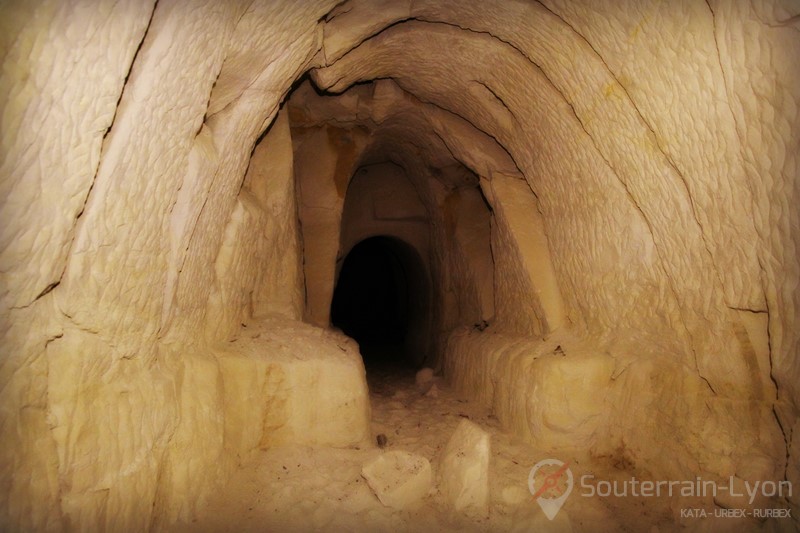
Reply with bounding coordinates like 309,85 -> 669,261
1,0 -> 798,530
361,451 -> 432,510
439,419 -> 491,516
216,320 -> 371,450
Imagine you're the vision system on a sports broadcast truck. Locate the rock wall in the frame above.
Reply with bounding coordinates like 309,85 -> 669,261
1,1 -> 367,530
310,0 -> 799,515
1,0 -> 798,529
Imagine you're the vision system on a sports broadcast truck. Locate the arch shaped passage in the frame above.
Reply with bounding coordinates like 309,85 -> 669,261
330,235 -> 431,369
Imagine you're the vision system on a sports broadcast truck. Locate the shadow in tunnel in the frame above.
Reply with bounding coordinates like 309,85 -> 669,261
330,236 -> 417,374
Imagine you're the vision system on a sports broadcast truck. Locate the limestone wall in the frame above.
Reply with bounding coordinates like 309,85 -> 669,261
311,0 -> 798,512
0,1 -> 365,529
1,0 -> 798,529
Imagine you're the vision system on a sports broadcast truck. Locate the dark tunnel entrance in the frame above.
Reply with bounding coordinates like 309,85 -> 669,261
330,236 -> 429,371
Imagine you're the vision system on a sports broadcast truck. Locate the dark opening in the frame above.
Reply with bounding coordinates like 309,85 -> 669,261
331,236 -> 415,369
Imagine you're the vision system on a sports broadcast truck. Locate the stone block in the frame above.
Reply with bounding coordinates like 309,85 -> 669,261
361,451 -> 432,510
439,419 -> 491,516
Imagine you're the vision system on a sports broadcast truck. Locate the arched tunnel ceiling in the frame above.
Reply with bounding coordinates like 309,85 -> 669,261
286,2 -> 774,393
2,0 -> 795,412
288,79 -> 515,190
284,0 -> 799,465
2,1 -> 799,530
312,12 -> 765,305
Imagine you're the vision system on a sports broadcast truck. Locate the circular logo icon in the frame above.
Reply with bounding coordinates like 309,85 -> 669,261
528,459 -> 573,520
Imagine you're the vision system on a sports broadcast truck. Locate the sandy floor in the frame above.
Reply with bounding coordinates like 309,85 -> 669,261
182,360 -> 683,532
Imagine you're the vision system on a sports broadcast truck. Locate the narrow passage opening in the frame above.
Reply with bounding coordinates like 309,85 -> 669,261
331,236 -> 425,374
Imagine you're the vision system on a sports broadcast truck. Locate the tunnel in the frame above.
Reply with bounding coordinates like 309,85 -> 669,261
1,1 -> 798,531
330,236 -> 428,370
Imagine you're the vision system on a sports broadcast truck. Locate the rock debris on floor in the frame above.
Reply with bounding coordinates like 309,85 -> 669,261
182,363 -> 673,532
